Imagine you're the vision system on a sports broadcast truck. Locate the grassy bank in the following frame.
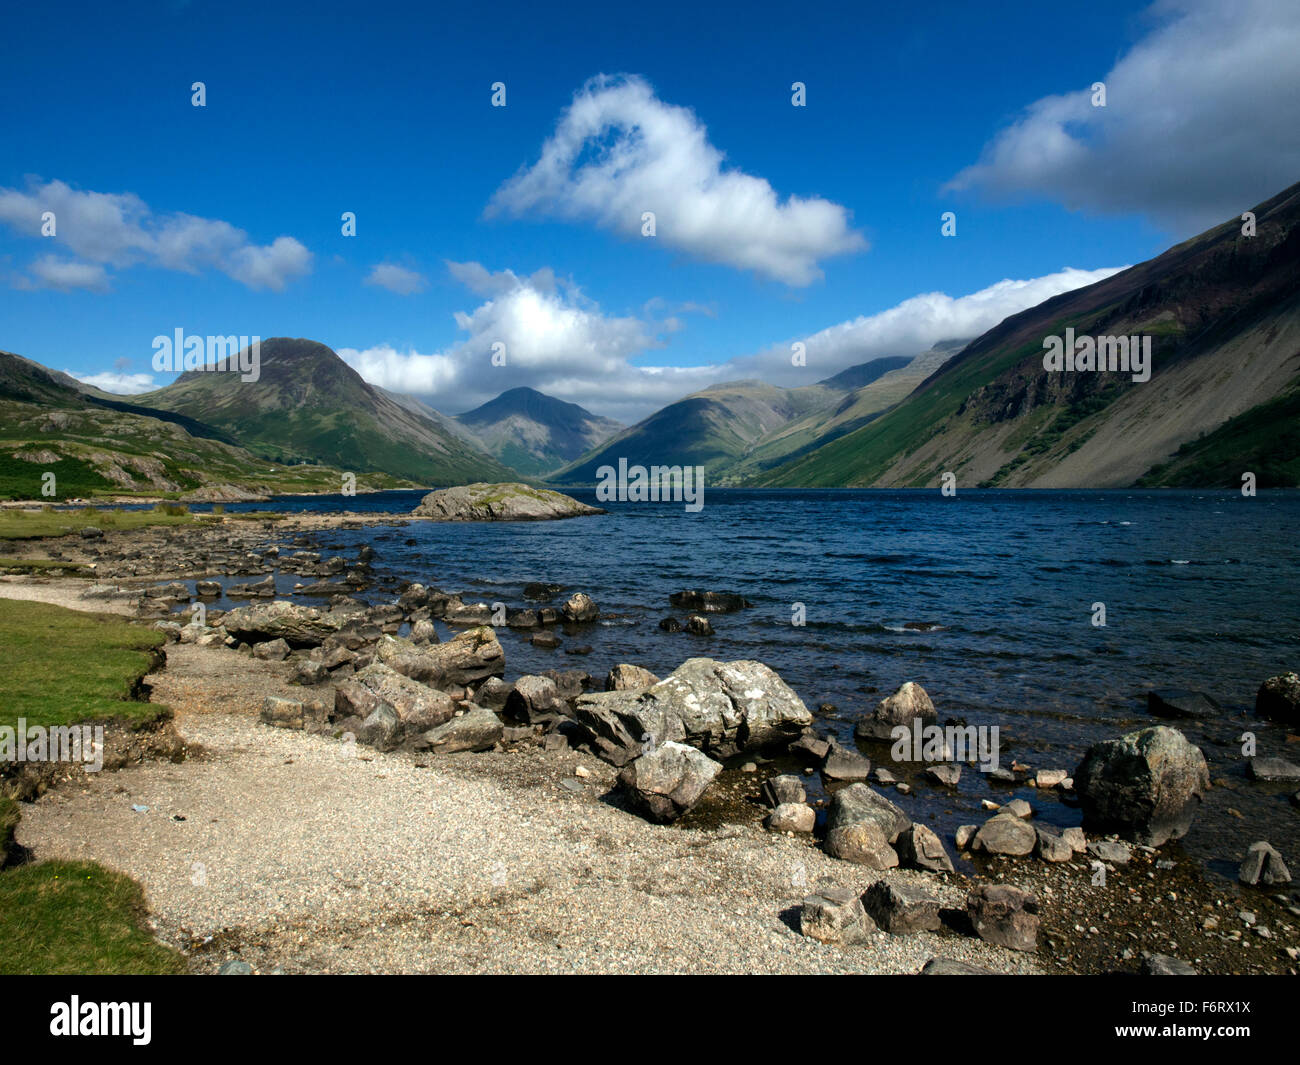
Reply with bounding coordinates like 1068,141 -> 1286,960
0,599 -> 167,730
0,857 -> 187,974
0,504 -> 287,541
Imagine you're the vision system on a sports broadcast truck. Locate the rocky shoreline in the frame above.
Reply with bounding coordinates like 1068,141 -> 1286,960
4,512 -> 1299,974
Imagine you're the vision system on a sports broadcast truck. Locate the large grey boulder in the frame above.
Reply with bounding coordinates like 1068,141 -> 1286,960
897,823 -> 955,873
973,813 -> 1037,857
855,681 -> 937,741
616,741 -> 722,824
222,600 -> 346,647
1256,672 -> 1300,727
375,627 -> 504,688
504,674 -> 569,726
412,483 -> 604,522
422,705 -> 503,753
863,880 -> 942,935
1073,726 -> 1210,846
823,783 -> 910,868
573,657 -> 813,766
335,663 -> 456,738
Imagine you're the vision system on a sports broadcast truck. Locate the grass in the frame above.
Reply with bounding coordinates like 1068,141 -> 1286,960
0,859 -> 187,974
0,505 -> 197,540
0,599 -> 168,730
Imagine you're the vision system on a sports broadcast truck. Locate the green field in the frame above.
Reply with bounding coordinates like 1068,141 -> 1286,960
0,599 -> 168,730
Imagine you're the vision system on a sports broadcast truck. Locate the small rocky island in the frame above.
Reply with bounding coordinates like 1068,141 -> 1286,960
412,482 -> 605,522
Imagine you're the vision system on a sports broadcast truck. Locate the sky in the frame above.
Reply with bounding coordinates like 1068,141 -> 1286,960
1,0 -> 1297,424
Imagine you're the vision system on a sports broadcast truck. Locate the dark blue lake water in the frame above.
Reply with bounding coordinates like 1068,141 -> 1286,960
203,488 -> 1300,870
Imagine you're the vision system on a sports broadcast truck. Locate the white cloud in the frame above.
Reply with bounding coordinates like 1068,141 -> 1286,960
488,74 -> 866,285
340,260 -> 1120,423
365,262 -> 429,295
68,370 -> 157,394
0,178 -> 312,291
24,255 -> 110,292
947,0 -> 1300,233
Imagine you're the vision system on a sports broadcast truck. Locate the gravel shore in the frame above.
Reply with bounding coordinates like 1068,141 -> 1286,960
13,635 -> 1039,975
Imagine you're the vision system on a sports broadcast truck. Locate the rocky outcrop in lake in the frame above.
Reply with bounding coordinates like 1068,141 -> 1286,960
412,482 -> 604,522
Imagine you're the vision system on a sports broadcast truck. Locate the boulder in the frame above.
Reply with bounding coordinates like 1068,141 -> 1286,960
261,696 -> 305,730
222,600 -> 346,647
1073,726 -> 1210,846
1238,841 -> 1292,886
973,813 -> 1037,856
967,884 -> 1039,952
504,674 -> 569,727
375,627 -> 504,688
409,619 -> 438,644
573,657 -> 813,766
335,663 -> 456,738
897,823 -> 955,873
412,483 -> 604,522
1256,672 -> 1300,727
1034,825 -> 1074,863
669,590 -> 752,613
1247,757 -> 1300,782
1147,689 -> 1219,720
562,592 -> 599,622
766,803 -> 815,833
800,886 -> 875,944
422,705 -> 503,753
684,615 -> 715,636
863,880 -> 942,935
825,822 -> 898,868
616,741 -> 722,824
826,783 -> 911,842
822,739 -> 872,781
855,681 -> 937,741
252,638 -> 290,661
658,617 -> 683,632
762,774 -> 806,807
605,664 -> 660,692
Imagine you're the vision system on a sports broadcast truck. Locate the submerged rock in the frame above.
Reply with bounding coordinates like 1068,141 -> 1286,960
412,483 -> 604,522
1073,726 -> 1210,847
1256,672 -> 1300,726
573,657 -> 813,766
1147,689 -> 1219,720
668,590 -> 752,614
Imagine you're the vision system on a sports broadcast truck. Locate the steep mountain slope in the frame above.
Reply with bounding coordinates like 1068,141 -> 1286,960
0,350 -> 403,500
453,387 -> 623,477
138,338 -> 513,485
761,180 -> 1300,488
724,344 -> 965,482
549,378 -> 844,484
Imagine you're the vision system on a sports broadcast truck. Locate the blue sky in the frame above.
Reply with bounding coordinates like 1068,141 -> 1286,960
2,0 -> 1297,422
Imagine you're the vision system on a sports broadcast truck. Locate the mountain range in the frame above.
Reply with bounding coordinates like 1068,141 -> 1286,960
4,179 -> 1299,499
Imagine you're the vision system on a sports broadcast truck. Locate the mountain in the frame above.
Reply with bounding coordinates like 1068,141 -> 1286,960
549,377 -> 843,485
723,345 -> 965,483
0,349 -> 406,500
137,338 -> 514,485
549,351 -> 959,486
761,180 -> 1300,488
453,387 -> 624,477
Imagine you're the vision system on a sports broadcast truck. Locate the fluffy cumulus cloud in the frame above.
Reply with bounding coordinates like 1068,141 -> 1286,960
340,261 -> 1119,423
0,178 -> 312,291
488,75 -> 866,285
947,0 -> 1300,233
68,370 -> 157,394
365,262 -> 428,295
